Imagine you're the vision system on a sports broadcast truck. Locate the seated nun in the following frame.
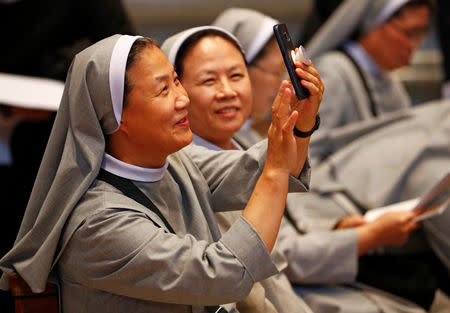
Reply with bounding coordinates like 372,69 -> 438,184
161,25 -> 324,313
0,73 -> 61,312
211,10 -> 431,313
305,0 -> 432,163
0,34 -> 314,313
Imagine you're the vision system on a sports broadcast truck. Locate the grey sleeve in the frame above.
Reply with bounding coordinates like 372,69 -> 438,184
185,141 -> 310,212
58,209 -> 278,305
277,218 -> 358,284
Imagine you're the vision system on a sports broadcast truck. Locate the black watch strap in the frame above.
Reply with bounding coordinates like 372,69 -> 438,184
293,114 -> 320,138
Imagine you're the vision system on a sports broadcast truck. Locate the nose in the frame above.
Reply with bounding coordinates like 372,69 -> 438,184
216,78 -> 237,99
175,84 -> 190,110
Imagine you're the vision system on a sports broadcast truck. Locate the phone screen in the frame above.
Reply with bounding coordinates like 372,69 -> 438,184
273,23 -> 310,100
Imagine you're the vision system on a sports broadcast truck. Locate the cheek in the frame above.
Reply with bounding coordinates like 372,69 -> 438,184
186,89 -> 215,119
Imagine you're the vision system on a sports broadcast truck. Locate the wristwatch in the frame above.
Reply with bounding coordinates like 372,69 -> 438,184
293,114 -> 320,138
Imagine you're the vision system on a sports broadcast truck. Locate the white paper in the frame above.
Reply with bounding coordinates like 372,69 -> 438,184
365,172 -> 450,222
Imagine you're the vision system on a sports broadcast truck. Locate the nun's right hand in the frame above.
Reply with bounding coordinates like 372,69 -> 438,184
265,81 -> 299,175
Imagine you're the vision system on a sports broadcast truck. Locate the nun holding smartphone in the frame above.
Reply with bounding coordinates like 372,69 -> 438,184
0,34 -> 313,313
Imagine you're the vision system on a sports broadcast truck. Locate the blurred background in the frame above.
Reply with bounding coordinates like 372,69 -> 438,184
123,0 -> 444,106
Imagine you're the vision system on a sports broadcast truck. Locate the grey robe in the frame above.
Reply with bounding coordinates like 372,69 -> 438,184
293,101 -> 450,312
311,50 -> 411,163
57,141 -> 310,313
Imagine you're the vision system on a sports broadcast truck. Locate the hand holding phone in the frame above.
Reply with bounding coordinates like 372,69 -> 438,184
273,23 -> 310,100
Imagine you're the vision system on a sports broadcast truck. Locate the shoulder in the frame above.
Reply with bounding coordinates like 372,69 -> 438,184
315,51 -> 359,81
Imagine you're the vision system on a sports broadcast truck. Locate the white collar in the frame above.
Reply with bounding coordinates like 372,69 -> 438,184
344,41 -> 383,77
101,152 -> 168,182
192,133 -> 243,151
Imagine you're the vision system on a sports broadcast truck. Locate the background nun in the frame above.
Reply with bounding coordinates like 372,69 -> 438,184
0,34 -> 316,313
306,0 -> 432,163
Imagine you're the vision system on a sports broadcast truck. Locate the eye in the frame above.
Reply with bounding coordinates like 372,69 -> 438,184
158,84 -> 168,96
202,78 -> 215,85
231,73 -> 244,80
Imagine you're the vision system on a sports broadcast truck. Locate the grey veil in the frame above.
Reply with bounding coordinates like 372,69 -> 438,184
306,0 -> 411,58
212,8 -> 279,63
0,34 -> 141,292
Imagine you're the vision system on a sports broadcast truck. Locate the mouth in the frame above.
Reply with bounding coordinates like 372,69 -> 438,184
215,106 -> 240,117
176,116 -> 189,127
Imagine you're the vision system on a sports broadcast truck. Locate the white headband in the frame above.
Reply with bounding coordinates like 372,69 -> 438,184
109,35 -> 142,132
166,26 -> 243,65
372,0 -> 410,30
245,16 -> 279,63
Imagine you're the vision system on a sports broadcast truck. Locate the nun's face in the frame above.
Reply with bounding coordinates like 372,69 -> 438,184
360,5 -> 430,70
180,36 -> 252,150
118,46 -> 192,167
248,39 -> 285,120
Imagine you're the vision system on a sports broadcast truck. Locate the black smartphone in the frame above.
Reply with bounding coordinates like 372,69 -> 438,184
273,23 -> 310,100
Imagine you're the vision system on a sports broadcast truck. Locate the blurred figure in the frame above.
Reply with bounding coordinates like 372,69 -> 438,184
0,73 -> 61,312
0,0 -> 134,81
306,0 -> 432,163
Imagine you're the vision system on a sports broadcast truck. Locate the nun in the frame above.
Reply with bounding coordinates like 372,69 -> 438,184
161,25 -> 323,313
306,0 -> 432,162
0,34 -> 314,313
181,13 -> 428,313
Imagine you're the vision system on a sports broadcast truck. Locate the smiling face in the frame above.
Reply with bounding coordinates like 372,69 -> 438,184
108,45 -> 193,168
180,35 -> 252,150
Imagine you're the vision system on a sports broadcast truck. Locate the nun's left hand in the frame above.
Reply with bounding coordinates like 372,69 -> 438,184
291,60 -> 324,132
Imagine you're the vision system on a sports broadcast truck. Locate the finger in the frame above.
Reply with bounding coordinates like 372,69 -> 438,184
278,87 -> 293,119
272,81 -> 289,116
301,80 -> 321,96
296,67 -> 321,87
283,110 -> 298,134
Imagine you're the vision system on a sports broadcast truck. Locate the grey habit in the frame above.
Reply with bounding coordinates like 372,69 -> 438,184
306,0 -> 413,163
213,8 -> 429,313
0,34 -> 310,313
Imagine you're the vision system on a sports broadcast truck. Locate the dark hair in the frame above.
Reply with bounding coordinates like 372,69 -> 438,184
174,29 -> 246,78
123,37 -> 158,106
249,35 -> 276,66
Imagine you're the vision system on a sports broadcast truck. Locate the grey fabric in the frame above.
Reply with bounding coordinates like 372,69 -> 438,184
0,34 -> 129,292
311,50 -> 411,163
211,8 -> 279,63
233,128 -> 359,285
306,0 -> 411,58
235,125 -> 429,313
310,100 -> 450,268
295,282 -> 426,313
56,141 -> 309,313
